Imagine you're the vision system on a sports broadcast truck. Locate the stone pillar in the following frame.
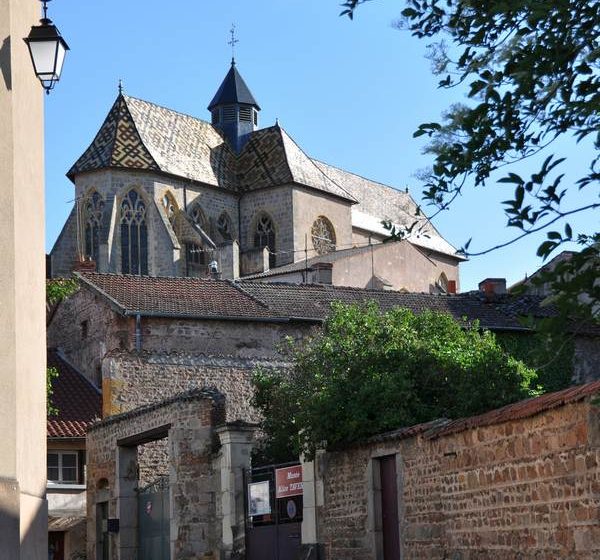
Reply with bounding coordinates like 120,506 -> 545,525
216,424 -> 257,559
0,0 -> 47,558
220,240 -> 240,280
300,452 -> 324,559
116,446 -> 138,560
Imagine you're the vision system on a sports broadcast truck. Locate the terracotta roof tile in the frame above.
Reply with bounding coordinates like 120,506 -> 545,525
47,350 -> 101,439
77,272 -> 275,320
431,380 -> 600,438
237,281 -> 527,330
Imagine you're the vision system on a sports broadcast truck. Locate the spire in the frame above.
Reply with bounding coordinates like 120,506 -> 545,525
208,61 -> 260,152
207,62 -> 260,111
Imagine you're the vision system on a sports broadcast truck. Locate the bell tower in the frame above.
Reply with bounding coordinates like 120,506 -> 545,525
208,59 -> 260,152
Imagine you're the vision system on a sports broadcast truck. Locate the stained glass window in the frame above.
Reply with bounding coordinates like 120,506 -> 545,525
120,189 -> 148,275
84,191 -> 104,262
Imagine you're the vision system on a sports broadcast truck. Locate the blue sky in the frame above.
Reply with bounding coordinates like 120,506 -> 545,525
44,0 -> 597,291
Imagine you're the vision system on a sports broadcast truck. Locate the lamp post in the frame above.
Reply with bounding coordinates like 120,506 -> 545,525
23,0 -> 69,94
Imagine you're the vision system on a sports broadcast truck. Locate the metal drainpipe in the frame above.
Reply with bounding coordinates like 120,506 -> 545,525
135,314 -> 142,352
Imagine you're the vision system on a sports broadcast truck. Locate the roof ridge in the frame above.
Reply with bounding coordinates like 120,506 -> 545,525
124,94 -> 214,128
278,127 -> 356,203
312,158 -> 412,196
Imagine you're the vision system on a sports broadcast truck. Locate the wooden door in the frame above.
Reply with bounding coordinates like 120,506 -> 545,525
380,455 -> 400,560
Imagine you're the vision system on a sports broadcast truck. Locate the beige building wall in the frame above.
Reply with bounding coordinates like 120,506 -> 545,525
0,0 -> 48,557
292,187 -> 353,260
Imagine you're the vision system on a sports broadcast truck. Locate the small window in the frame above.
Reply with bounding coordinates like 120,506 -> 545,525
81,320 -> 88,340
239,106 -> 252,122
47,451 -> 79,484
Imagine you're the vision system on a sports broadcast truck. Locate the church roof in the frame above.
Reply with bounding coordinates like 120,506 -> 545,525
314,160 -> 461,258
208,61 -> 260,110
66,93 -> 456,256
68,95 -> 237,188
237,126 -> 356,201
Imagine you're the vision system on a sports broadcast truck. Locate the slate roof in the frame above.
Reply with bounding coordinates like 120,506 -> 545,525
208,61 -> 260,110
47,350 -> 101,439
76,272 -> 275,320
237,281 -> 531,330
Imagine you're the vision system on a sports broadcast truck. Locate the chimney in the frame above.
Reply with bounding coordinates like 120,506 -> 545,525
478,278 -> 506,301
311,262 -> 333,285
447,280 -> 457,294
73,257 -> 96,273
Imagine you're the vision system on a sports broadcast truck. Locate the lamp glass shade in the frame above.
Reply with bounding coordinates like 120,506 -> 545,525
24,21 -> 69,90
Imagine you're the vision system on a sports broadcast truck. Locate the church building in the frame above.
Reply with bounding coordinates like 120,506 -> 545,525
50,60 -> 463,292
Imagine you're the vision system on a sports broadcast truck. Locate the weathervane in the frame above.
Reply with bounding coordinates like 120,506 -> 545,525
228,24 -> 239,64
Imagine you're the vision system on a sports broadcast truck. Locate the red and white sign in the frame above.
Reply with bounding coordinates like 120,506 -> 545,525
275,465 -> 303,498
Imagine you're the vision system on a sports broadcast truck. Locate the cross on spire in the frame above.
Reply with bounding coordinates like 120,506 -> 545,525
228,24 -> 239,64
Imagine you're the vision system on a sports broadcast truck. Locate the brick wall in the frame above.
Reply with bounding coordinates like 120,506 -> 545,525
311,389 -> 600,559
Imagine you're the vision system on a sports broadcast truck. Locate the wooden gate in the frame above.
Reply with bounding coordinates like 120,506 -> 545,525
138,477 -> 170,560
245,462 -> 303,560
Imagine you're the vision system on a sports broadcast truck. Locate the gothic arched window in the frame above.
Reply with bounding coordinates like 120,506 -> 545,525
254,213 -> 276,269
311,216 -> 336,255
120,189 -> 148,275
190,203 -> 208,232
162,192 -> 178,224
217,211 -> 233,241
84,191 -> 104,262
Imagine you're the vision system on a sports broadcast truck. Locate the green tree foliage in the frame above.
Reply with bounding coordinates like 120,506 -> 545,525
46,277 -> 79,305
253,302 -> 536,461
341,0 -> 599,325
47,366 -> 59,416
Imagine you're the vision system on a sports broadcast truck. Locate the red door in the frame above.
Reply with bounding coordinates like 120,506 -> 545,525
380,455 -> 400,560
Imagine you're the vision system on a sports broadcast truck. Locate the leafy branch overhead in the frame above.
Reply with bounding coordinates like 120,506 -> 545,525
343,0 -> 599,322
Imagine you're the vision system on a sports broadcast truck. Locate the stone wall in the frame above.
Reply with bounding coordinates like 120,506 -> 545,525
86,389 -> 254,560
240,185 -> 295,267
86,389 -> 223,560
308,390 -> 600,559
101,351 -> 289,423
573,337 -> 600,384
48,288 -> 128,386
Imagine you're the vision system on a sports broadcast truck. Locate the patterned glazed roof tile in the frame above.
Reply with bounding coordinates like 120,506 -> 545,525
237,281 -> 528,330
47,350 -> 101,439
77,272 -> 275,320
67,95 -> 159,179
236,126 -> 356,202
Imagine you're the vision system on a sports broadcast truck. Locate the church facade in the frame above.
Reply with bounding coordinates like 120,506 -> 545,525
50,61 -> 463,291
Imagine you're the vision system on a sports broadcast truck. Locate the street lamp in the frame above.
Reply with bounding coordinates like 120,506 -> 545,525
23,0 -> 69,94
